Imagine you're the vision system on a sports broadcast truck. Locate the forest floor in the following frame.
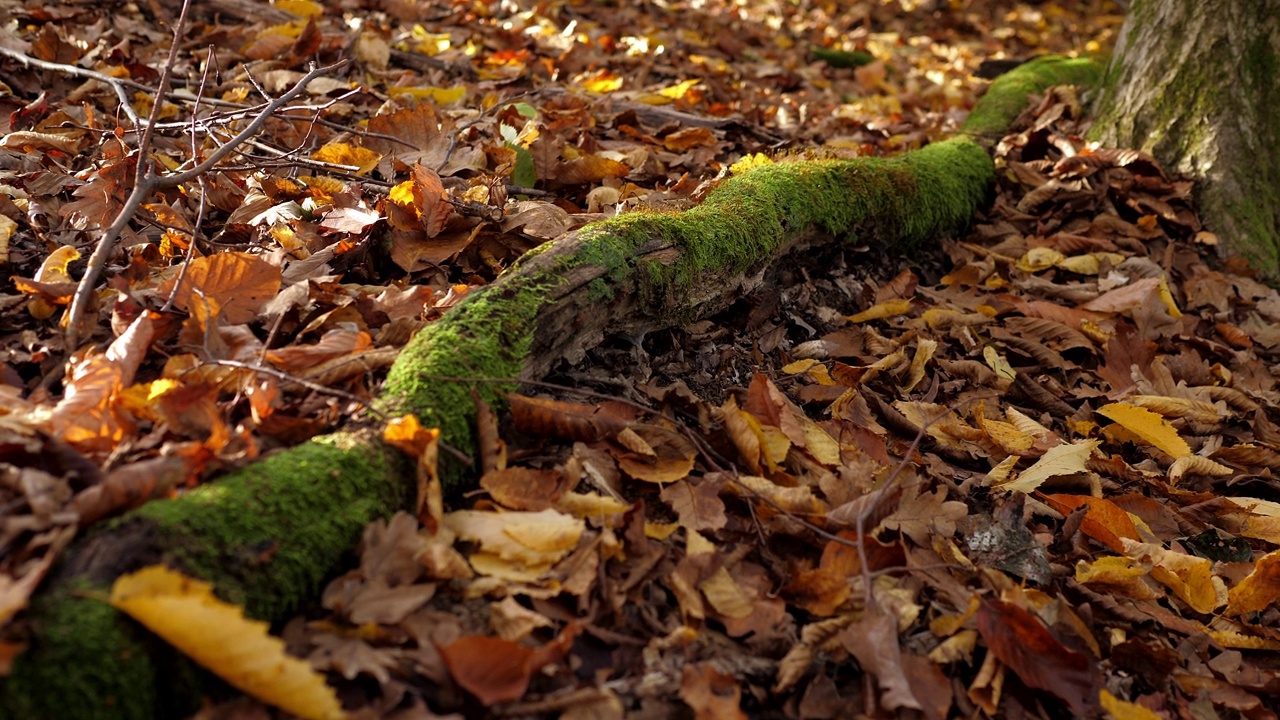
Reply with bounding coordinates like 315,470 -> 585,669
7,1 -> 1280,719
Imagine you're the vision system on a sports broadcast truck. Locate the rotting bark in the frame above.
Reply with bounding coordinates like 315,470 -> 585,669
0,55 -> 1103,720
1089,0 -> 1280,277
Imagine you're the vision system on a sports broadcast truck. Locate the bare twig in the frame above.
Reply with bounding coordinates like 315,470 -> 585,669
0,46 -> 146,127
199,359 -> 380,417
64,56 -> 348,348
163,45 -> 218,314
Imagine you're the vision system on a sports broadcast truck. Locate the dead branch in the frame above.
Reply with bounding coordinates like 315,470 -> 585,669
63,59 -> 347,348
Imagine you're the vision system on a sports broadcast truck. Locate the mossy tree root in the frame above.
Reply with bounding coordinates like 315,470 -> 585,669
0,55 -> 1101,720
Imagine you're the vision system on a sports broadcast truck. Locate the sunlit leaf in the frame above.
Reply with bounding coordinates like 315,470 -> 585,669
996,440 -> 1099,493
110,566 -> 343,720
1097,402 -> 1190,459
311,142 -> 381,175
157,252 -> 281,325
846,298 -> 912,323
1226,549 -> 1280,617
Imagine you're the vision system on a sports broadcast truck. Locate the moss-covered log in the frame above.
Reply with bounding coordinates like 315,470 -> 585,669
1089,0 -> 1280,277
0,55 -> 1102,719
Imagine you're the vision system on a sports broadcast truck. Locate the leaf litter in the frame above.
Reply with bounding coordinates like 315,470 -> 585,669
8,0 -> 1280,718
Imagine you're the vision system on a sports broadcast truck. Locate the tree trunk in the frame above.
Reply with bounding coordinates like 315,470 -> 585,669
1089,0 -> 1280,278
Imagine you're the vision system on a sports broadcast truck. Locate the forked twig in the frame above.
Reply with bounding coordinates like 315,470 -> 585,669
63,55 -> 348,348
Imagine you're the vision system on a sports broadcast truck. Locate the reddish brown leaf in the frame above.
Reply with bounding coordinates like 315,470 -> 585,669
976,600 -> 1099,716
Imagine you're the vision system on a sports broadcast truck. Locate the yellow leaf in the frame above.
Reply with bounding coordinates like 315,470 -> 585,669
996,439 -> 1099,493
1054,254 -> 1100,275
110,566 -> 344,720
658,78 -> 701,100
983,455 -> 1019,486
782,359 -> 820,374
0,213 -> 15,264
846,298 -> 912,323
728,153 -> 772,175
388,179 -> 415,206
579,69 -> 623,93
410,27 -> 452,55
1100,689 -> 1161,720
310,142 -> 381,175
1157,275 -> 1182,318
1074,556 -> 1156,600
25,244 -> 80,318
982,345 -> 1016,381
1097,402 -> 1190,459
386,86 -> 468,105
1123,539 -> 1225,614
274,0 -> 324,17
901,338 -> 936,393
1015,246 -> 1065,272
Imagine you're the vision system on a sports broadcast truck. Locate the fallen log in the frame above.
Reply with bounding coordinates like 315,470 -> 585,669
0,56 -> 1101,719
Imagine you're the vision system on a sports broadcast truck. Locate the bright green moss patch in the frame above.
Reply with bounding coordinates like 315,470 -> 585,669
4,587 -> 159,720
562,138 -> 993,306
381,279 -> 552,488
963,55 -> 1104,137
135,432 -> 409,619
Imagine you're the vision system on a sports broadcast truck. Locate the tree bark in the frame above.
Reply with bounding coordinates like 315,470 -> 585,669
1089,0 -> 1280,277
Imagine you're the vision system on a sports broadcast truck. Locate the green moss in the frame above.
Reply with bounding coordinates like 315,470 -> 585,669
381,278 -> 551,488
962,56 -> 1104,137
812,47 -> 875,69
135,433 -> 409,618
566,138 -> 993,304
2,433 -> 409,720
3,587 -> 157,720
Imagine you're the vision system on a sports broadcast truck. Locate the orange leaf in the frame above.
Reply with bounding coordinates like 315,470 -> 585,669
157,252 -> 281,325
409,163 -> 454,237
439,624 -> 579,706
1041,494 -> 1140,553
1226,549 -> 1280,617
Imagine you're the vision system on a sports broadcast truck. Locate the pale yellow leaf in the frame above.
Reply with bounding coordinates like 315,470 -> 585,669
1015,246 -> 1064,272
996,439 -> 1099,493
983,455 -> 1019,486
901,338 -> 937,393
982,345 -> 1016,381
1168,454 -> 1234,483
699,568 -> 753,619
110,566 -> 344,720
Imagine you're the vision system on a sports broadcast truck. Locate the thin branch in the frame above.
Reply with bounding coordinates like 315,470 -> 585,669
159,61 -> 347,188
0,46 -> 146,127
200,359 -> 381,418
63,59 -> 347,348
